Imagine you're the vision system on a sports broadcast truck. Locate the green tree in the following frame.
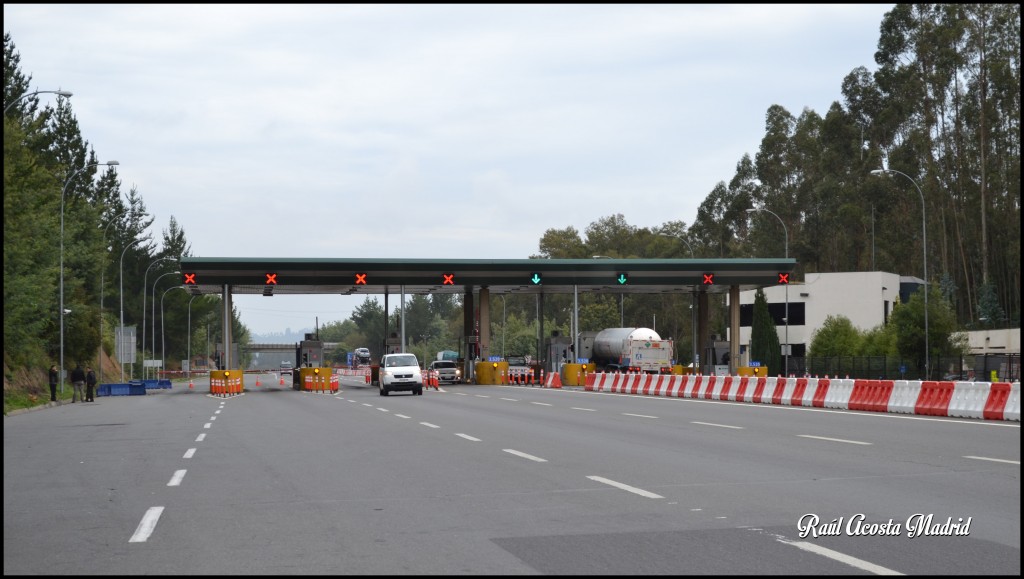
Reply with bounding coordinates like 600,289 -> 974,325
748,289 -> 781,375
808,315 -> 862,357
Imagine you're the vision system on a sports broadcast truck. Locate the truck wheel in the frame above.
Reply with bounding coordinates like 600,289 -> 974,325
380,386 -> 388,396
416,387 -> 423,395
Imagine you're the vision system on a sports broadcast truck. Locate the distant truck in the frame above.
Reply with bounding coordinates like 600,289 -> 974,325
581,328 -> 674,374
436,350 -> 459,362
353,347 -> 372,367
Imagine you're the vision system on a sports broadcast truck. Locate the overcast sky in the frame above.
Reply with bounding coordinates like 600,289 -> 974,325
5,4 -> 893,337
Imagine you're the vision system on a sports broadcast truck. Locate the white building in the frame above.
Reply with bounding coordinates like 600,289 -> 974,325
728,271 -> 1020,367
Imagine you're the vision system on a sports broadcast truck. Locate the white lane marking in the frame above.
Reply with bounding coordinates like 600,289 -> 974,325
362,403 -> 373,407
214,410 -> 221,414
183,448 -> 196,459
455,433 -> 481,441
964,455 -> 1020,465
455,392 -> 468,396
128,506 -> 164,543
203,423 -> 212,429
503,449 -> 548,462
195,433 -> 206,442
475,395 -> 490,398
500,397 -> 518,401
167,469 -> 187,486
691,421 -> 744,429
531,402 -> 553,406
394,414 -> 411,419
781,540 -> 903,575
378,408 -> 389,412
586,475 -> 663,499
420,422 -> 440,429
571,407 -> 596,411
209,416 -> 216,421
797,434 -> 872,445
622,412 -> 657,419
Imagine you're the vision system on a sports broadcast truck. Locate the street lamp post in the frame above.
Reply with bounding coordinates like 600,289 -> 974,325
871,168 -> 928,379
114,236 -> 147,382
501,295 -> 506,359
656,233 -> 698,373
97,220 -> 117,385
141,257 -> 176,378
187,294 -> 197,382
61,160 -> 119,394
4,89 -> 73,114
746,208 -> 789,377
592,256 -> 624,326
151,271 -> 181,378
161,286 -> 187,380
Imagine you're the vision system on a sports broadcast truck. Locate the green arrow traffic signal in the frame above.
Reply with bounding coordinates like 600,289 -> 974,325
617,273 -> 628,284
530,273 -> 542,284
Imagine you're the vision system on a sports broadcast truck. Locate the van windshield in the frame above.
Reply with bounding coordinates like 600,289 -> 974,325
386,355 -> 418,367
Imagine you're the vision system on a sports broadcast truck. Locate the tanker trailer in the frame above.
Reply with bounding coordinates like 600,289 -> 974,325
589,327 -> 674,374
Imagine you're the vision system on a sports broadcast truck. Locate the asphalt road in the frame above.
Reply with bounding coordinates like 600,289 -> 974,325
4,375 -> 1019,575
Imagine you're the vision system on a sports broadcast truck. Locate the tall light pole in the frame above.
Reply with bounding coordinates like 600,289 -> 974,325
871,168 -> 928,379
746,207 -> 789,377
592,256 -> 624,326
187,294 -> 198,382
61,160 -> 119,394
141,257 -> 176,378
151,271 -> 181,378
500,295 -> 506,358
118,235 -> 148,381
97,220 -> 117,385
4,89 -> 72,114
161,286 -> 187,379
656,233 -> 697,372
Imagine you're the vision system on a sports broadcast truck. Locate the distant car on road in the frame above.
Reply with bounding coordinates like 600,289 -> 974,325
428,360 -> 461,384
354,347 -> 372,367
280,361 -> 293,374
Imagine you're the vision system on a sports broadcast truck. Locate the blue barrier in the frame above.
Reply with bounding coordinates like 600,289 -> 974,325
98,383 -> 146,396
157,379 -> 172,389
142,379 -> 160,390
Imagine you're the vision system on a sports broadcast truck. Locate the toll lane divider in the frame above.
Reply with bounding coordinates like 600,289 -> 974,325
579,373 -> 1019,422
335,367 -> 372,384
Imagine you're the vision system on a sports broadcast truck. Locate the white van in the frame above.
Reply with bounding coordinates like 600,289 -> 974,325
379,353 -> 423,396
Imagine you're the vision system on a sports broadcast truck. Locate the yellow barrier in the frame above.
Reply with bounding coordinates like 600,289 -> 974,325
475,361 -> 509,385
562,363 -> 583,386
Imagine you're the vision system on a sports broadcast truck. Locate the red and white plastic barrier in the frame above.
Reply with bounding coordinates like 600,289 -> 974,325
577,373 -> 1019,422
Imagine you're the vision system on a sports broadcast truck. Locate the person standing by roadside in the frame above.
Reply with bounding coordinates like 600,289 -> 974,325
85,366 -> 97,402
48,365 -> 59,402
70,363 -> 86,403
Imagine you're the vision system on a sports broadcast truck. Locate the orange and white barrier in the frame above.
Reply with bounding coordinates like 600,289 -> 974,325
577,372 -> 1018,422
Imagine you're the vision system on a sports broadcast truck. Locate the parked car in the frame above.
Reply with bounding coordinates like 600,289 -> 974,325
379,353 -> 423,396
428,360 -> 461,384
280,361 -> 293,374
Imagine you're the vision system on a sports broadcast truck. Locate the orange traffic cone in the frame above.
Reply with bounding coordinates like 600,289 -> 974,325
188,378 -> 193,389
256,375 -> 261,387
280,375 -> 285,385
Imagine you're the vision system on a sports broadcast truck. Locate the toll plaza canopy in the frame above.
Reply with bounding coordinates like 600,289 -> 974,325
178,257 -> 796,296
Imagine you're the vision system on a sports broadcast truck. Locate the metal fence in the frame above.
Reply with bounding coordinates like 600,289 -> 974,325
791,353 -> 1019,382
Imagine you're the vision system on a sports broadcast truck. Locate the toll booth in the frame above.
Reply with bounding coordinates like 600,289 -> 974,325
298,334 -> 324,368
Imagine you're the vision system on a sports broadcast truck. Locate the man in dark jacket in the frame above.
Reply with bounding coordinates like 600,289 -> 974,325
85,366 -> 97,402
70,364 -> 86,403
48,365 -> 59,402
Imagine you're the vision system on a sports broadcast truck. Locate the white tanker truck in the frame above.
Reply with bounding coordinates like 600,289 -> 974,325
581,327 -> 675,374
